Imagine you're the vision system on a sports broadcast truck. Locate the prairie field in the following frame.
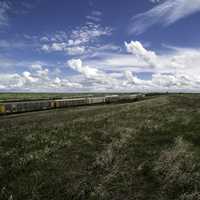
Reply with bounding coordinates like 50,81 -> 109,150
0,94 -> 200,200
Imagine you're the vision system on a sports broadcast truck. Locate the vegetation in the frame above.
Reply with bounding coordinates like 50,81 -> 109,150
0,94 -> 200,200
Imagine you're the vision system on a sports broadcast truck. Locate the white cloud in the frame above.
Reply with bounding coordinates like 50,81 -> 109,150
41,44 -> 50,52
125,41 -> 157,68
22,71 -> 38,83
130,0 -> 200,34
30,63 -> 43,70
68,59 -> 107,82
42,43 -> 86,55
0,68 -> 82,92
36,68 -> 49,77
124,41 -> 200,75
69,22 -> 112,46
40,22 -> 112,56
122,41 -> 200,91
67,59 -> 122,91
1,40 -> 200,92
66,56 -> 200,93
74,41 -> 200,92
51,42 -> 66,51
65,46 -> 85,55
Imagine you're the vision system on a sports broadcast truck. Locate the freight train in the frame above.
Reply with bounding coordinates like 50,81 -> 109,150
0,94 -> 145,114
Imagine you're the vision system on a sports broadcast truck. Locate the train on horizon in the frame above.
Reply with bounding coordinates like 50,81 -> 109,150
0,94 -> 145,115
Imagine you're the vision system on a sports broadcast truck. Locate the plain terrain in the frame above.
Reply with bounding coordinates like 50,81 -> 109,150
0,94 -> 200,200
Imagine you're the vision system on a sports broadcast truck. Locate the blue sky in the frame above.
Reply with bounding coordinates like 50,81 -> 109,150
0,0 -> 200,92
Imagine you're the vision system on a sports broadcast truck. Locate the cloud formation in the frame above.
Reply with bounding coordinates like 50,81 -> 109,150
41,22 -> 112,56
129,0 -> 200,34
67,59 -> 117,86
0,63 -> 82,92
78,41 -> 200,92
1,40 -> 200,92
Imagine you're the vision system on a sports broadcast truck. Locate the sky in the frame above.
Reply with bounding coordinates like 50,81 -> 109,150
0,0 -> 200,92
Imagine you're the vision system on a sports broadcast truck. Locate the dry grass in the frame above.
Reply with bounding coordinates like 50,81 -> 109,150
0,94 -> 200,199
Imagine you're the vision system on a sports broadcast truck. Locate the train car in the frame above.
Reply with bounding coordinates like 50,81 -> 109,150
105,95 -> 119,103
4,103 -> 16,113
54,98 -> 88,108
0,103 -> 5,114
1,100 -> 52,114
87,97 -> 106,104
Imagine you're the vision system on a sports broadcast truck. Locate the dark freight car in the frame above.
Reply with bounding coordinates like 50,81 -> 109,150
3,101 -> 52,113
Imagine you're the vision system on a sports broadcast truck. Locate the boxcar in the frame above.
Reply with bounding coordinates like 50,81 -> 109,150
2,100 -> 52,114
105,95 -> 119,103
54,98 -> 87,108
87,97 -> 105,104
0,104 -> 5,114
4,103 -> 14,113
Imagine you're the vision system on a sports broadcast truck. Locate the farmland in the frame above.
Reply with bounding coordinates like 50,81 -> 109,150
0,94 -> 200,200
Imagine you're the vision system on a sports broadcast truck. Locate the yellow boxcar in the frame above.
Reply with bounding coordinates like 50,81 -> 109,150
0,104 -> 5,113
51,101 -> 56,108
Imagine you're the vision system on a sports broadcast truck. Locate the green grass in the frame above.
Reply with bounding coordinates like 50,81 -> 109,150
0,94 -> 200,200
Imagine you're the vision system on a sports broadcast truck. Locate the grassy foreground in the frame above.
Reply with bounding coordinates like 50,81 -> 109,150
0,94 -> 200,200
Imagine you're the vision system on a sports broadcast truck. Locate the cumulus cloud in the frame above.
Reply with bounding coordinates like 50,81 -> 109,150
68,59 -> 99,78
1,39 -> 200,92
0,63 -> 82,92
129,0 -> 200,34
123,41 -> 200,91
125,41 -> 157,68
124,41 -> 200,74
67,59 -> 117,85
77,40 -> 200,92
22,71 -> 38,83
124,71 -> 140,84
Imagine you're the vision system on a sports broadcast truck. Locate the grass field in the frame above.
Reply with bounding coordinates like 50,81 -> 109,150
0,94 -> 200,200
